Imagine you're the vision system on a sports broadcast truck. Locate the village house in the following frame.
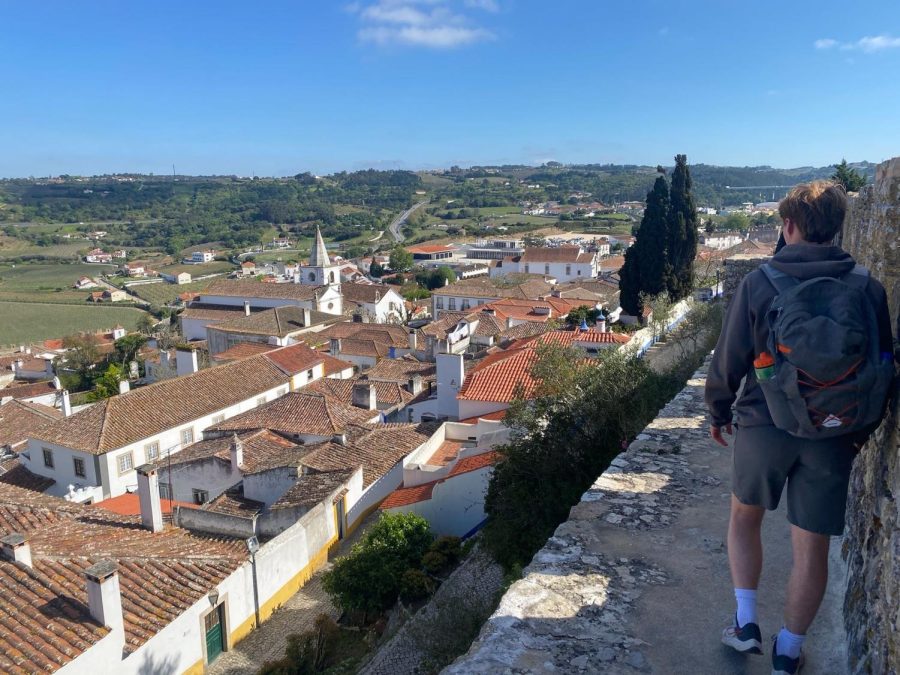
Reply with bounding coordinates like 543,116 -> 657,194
73,276 -> 96,290
500,246 -> 600,283
430,276 -> 554,318
84,248 -> 113,264
21,343 -> 326,504
341,282 -> 406,323
313,322 -> 417,370
123,261 -> 148,277
190,250 -> 216,263
205,305 -> 334,356
160,271 -> 192,285
699,231 -> 746,250
0,399 -> 62,453
406,244 -> 456,261
239,260 -> 257,276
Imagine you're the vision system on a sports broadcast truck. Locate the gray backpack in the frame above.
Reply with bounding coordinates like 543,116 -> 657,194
758,263 -> 894,439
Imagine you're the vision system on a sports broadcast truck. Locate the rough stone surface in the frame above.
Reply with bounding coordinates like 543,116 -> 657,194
444,364 -> 848,674
841,156 -> 900,675
722,254 -> 769,304
360,545 -> 504,675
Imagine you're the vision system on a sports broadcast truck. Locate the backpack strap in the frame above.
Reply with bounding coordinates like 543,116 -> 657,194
841,264 -> 870,291
760,263 -> 799,294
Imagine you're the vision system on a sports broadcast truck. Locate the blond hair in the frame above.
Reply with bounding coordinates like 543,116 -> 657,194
778,180 -> 847,243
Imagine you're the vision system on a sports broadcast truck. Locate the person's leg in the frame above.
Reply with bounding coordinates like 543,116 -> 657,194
728,494 -> 766,590
783,525 -> 830,634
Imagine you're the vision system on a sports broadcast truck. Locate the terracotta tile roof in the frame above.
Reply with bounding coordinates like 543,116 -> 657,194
96,493 -> 196,516
519,246 -> 591,263
328,338 -> 393,358
431,277 -> 554,300
211,306 -> 332,337
31,350 -> 300,454
0,400 -> 62,451
0,456 -> 56,493
458,344 -> 538,403
300,423 -> 437,486
499,321 -> 552,342
204,485 -> 264,517
262,342 -> 325,375
599,255 -> 625,271
541,328 -> 631,346
365,359 -> 436,383
380,481 -> 436,509
204,278 -> 320,301
406,244 -> 456,255
458,409 -> 507,424
321,353 -> 355,376
381,450 -> 501,509
213,342 -> 278,362
425,440 -> 463,466
161,429 -> 308,474
340,283 -> 399,304
270,469 -> 356,510
0,483 -> 246,670
448,450 -> 501,477
307,377 -> 414,409
0,380 -> 58,401
180,302 -> 249,322
207,392 -> 378,438
316,322 -> 410,347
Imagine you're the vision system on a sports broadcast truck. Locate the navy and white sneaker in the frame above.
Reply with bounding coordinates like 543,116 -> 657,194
721,615 -> 763,654
771,635 -> 805,674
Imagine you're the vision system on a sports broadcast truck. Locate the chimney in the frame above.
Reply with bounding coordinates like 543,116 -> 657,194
407,374 -> 423,395
118,379 -> 130,395
481,308 -> 496,316
302,307 -> 312,326
176,348 -> 199,376
84,560 -> 125,636
136,465 -> 163,533
1,533 -> 32,567
389,346 -> 397,359
18,345 -> 24,353
243,301 -> 251,317
61,390 -> 73,417
230,434 -> 244,471
14,359 -> 23,372
352,382 -> 377,410
598,317 -> 607,333
333,432 -> 347,446
330,338 -> 341,357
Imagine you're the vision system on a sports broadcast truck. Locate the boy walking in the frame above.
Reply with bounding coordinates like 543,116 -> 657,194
705,181 -> 893,674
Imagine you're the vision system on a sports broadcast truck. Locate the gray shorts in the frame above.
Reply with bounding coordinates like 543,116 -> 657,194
732,424 -> 857,536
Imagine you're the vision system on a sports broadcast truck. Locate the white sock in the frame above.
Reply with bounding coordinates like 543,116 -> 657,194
734,588 -> 758,626
776,627 -> 805,659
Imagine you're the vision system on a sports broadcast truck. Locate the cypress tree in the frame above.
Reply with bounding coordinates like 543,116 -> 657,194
618,175 -> 670,316
666,154 -> 699,300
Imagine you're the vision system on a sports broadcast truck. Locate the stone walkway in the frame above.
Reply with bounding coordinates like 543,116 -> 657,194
208,512 -> 379,675
446,362 -> 848,674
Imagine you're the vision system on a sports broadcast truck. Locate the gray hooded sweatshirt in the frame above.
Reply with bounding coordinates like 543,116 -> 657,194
705,244 -> 892,429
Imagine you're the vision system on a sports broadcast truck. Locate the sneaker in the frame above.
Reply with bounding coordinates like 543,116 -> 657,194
771,635 -> 805,674
721,615 -> 763,654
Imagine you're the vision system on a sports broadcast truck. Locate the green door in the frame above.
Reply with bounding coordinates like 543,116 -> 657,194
205,606 -> 224,663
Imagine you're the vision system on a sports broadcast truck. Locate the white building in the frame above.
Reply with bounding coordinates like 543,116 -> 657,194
191,250 -> 216,263
509,246 -> 599,282
22,343 -> 326,503
700,231 -> 746,250
341,283 -> 406,324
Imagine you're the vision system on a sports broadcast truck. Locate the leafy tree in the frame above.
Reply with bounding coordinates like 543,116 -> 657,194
89,364 -> 125,401
723,212 -> 751,232
704,219 -> 715,234
369,260 -> 384,278
113,334 -> 147,369
62,333 -> 101,378
665,154 -> 699,300
565,305 -> 602,327
136,313 -> 156,335
388,247 -> 414,273
322,513 -> 432,618
831,159 -> 866,192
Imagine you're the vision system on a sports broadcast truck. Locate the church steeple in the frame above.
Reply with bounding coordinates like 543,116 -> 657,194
310,227 -> 329,267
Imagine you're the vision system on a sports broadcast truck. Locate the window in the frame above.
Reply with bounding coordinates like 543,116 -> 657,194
578,270 -> 582,276
73,457 -> 85,478
524,264 -> 530,273
211,414 -> 225,424
117,452 -> 134,475
306,369 -> 314,380
192,489 -> 209,505
181,428 -> 194,446
42,448 -> 54,468
461,300 -> 470,310
545,264 -> 550,275
256,396 -> 267,406
566,265 -> 571,276
145,441 -> 160,461
449,297 -> 456,310
436,298 -> 444,309
159,482 -> 172,500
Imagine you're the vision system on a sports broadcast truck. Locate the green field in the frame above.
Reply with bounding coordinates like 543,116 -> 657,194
129,279 -> 216,305
0,262 -> 118,304
0,301 -> 147,347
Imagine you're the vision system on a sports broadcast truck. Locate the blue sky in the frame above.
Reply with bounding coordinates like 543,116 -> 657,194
1,0 -> 898,176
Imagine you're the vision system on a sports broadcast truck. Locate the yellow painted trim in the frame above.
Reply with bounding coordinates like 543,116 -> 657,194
181,658 -> 204,675
228,534 -> 338,647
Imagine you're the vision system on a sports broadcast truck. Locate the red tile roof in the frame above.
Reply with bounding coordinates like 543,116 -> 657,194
458,345 -> 538,402
406,244 -> 455,255
213,342 -> 278,361
448,450 -> 501,477
0,380 -> 58,401
519,246 -> 592,263
204,278 -> 320,301
0,456 -> 56,493
321,353 -> 355,376
458,409 -> 507,424
381,451 -> 500,509
0,400 -> 62,450
96,493 -> 196,516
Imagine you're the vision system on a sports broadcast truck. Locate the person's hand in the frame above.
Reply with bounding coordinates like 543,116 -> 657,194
710,423 -> 733,447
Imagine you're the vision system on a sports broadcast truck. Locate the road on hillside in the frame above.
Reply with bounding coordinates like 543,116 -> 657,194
388,200 -> 428,243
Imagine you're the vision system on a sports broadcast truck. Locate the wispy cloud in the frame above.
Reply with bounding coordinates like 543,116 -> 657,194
350,0 -> 497,48
814,34 -> 900,53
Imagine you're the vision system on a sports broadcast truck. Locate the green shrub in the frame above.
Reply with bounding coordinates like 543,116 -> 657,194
429,536 -> 462,564
400,568 -> 434,601
421,551 -> 448,574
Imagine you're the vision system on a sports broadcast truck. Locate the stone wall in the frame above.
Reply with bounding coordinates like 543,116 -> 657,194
841,156 -> 900,674
722,253 -> 770,304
